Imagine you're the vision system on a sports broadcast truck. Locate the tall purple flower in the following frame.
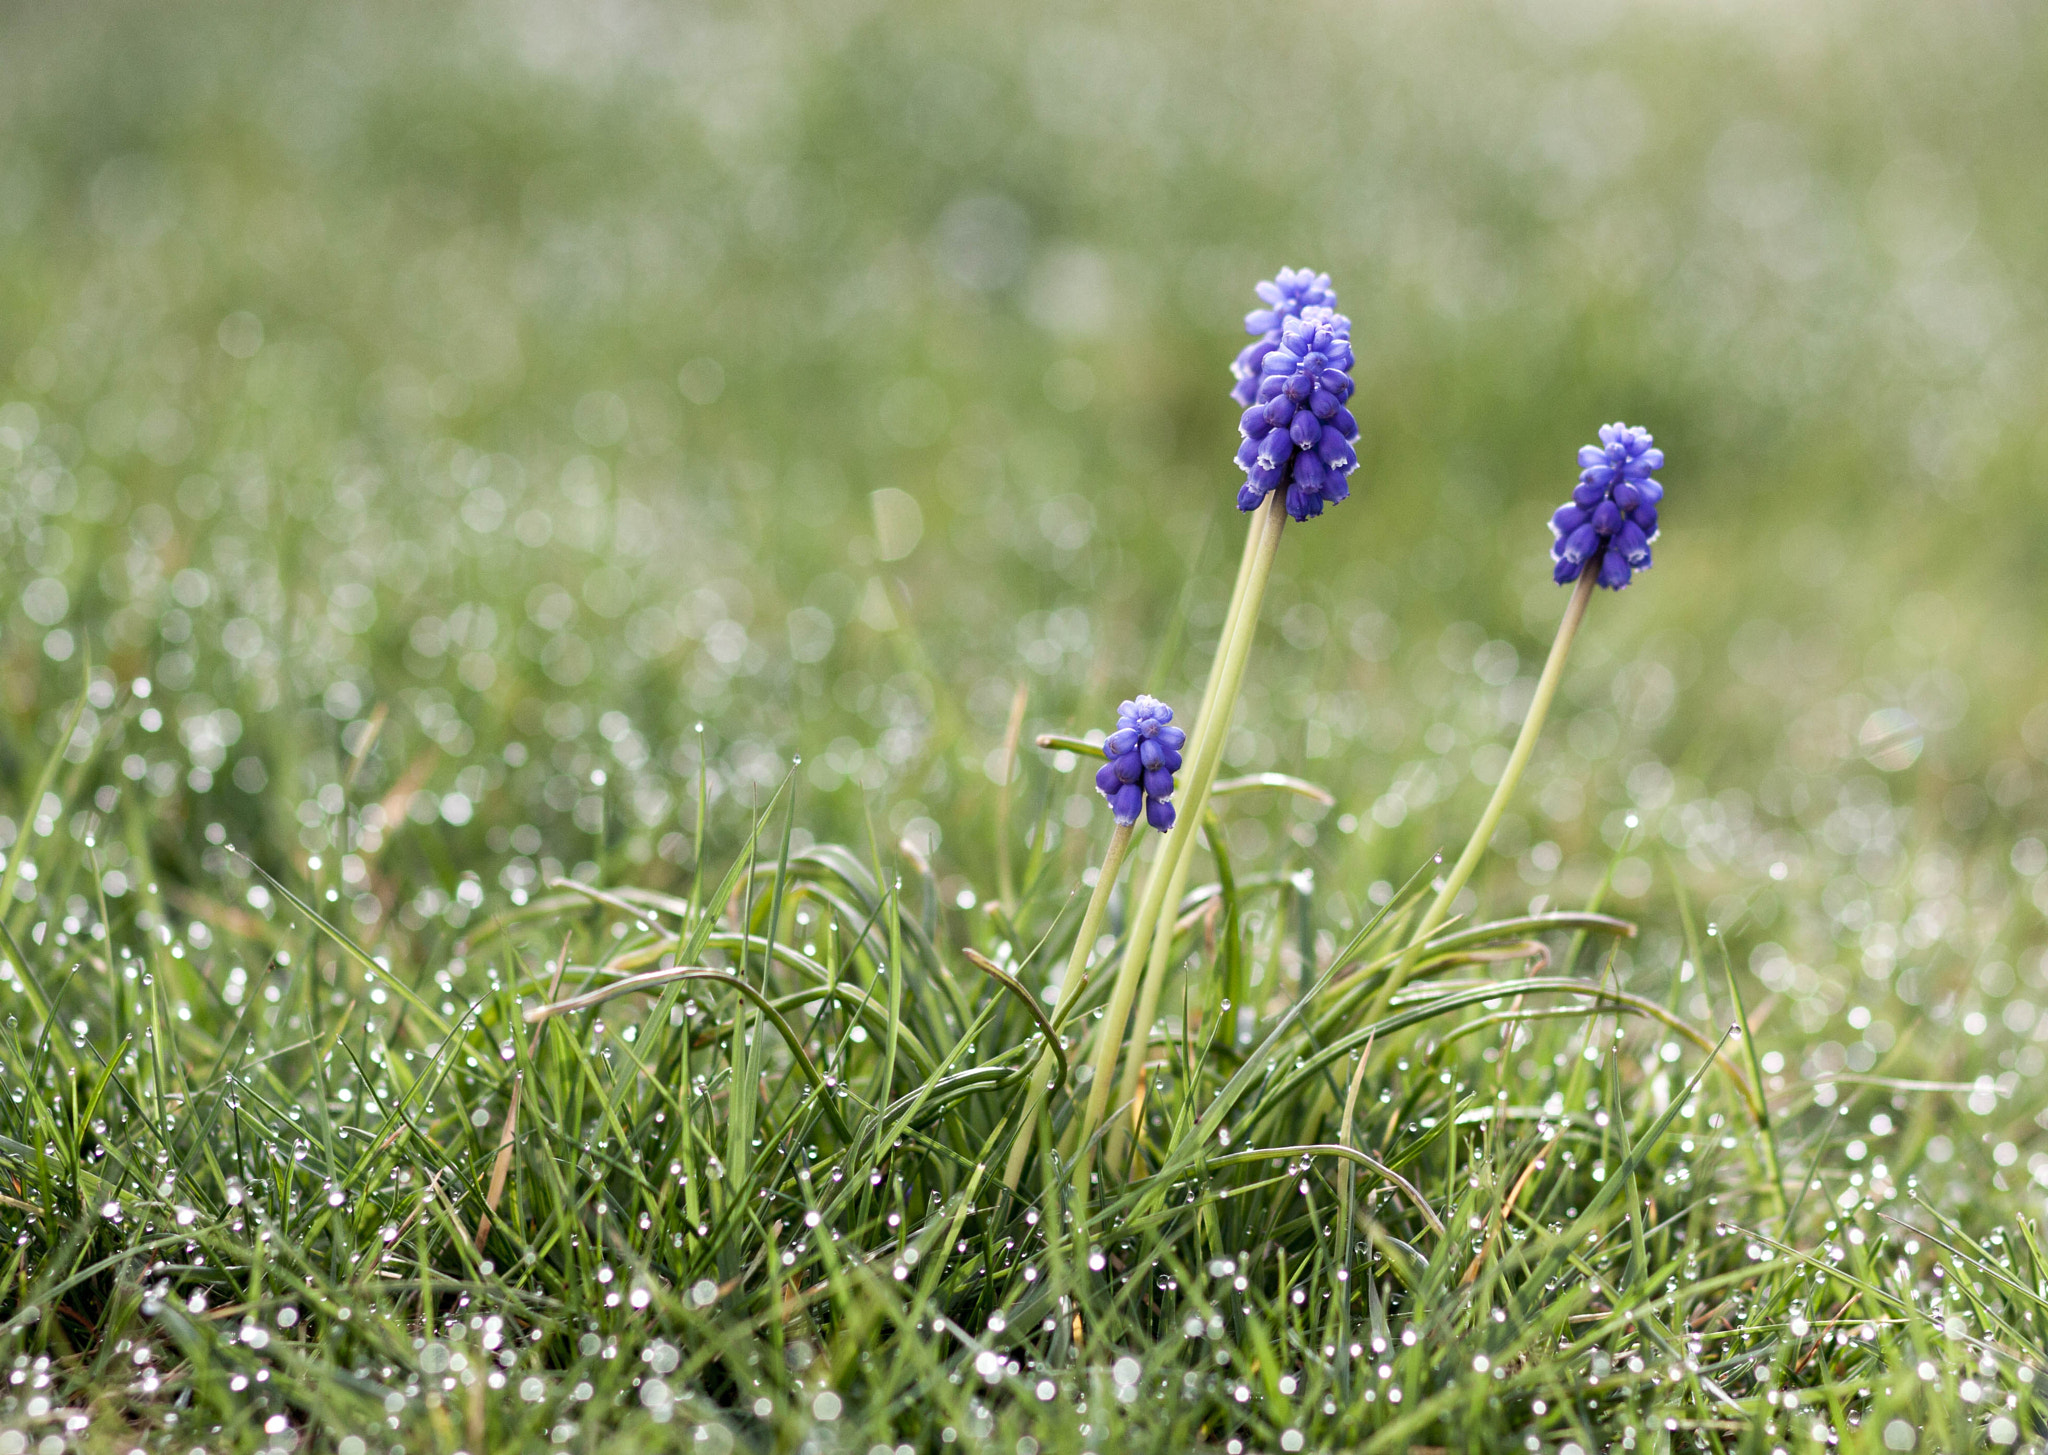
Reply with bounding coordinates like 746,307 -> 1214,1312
1549,423 -> 1664,590
1233,308 -> 1361,522
1094,696 -> 1185,833
1231,268 -> 1339,407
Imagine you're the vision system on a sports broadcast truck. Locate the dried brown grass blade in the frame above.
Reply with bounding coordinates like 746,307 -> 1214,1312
475,932 -> 571,1248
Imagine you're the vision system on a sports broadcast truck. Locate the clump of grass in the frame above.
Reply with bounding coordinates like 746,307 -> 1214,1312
3,661 -> 2045,1453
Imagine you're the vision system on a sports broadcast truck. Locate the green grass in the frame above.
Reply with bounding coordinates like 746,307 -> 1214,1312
5,698 -> 2048,1455
5,0 -> 2048,1451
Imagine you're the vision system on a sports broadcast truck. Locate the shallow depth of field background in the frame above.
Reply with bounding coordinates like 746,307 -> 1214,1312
2,0 -> 2046,1171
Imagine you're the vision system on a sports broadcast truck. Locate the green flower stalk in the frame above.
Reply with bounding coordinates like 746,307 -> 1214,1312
1106,796 -> 1212,1170
999,821 -> 1137,1191
1364,421 -> 1668,1027
1366,570 -> 1594,1024
1059,525 -> 1257,1176
1000,693 -> 1185,1193
1072,492 -> 1288,1182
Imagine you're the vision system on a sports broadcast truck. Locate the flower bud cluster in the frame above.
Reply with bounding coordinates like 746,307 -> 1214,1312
1233,305 -> 1362,522
1093,695 -> 1185,832
1550,422 -> 1665,590
1230,267 -> 1339,408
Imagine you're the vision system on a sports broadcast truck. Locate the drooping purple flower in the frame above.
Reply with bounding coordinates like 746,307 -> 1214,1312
1233,307 -> 1361,522
1231,268 -> 1339,407
1549,422 -> 1665,590
1093,695 -> 1185,833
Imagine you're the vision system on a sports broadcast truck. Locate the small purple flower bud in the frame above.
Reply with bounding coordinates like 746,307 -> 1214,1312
1235,338 -> 1276,383
1550,422 -> 1665,590
1096,695 -> 1184,831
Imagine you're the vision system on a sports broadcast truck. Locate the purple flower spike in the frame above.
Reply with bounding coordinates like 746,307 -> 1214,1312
1093,695 -> 1185,833
1234,302 -> 1361,523
1549,422 -> 1664,590
1231,267 -> 1339,406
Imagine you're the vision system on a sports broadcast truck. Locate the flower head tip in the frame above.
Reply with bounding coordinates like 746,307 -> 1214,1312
1233,272 -> 1361,523
1549,422 -> 1664,591
1231,267 -> 1339,404
1094,695 -> 1185,832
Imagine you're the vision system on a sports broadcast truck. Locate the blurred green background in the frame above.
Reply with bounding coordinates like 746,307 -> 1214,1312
3,0 -> 2045,1079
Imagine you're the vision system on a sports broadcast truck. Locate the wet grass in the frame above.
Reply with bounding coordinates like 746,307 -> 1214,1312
4,715 -> 2048,1453
6,0 -> 2048,1451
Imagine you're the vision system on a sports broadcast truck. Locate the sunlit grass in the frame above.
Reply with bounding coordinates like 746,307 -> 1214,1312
3,683 -> 2045,1452
4,0 -> 2048,1450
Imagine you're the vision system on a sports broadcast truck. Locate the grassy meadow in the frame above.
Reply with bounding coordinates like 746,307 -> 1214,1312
4,0 -> 2048,1450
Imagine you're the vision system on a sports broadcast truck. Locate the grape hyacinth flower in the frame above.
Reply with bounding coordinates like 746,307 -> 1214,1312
1234,309 -> 1362,522
1366,419 -> 1669,1039
1549,422 -> 1665,590
1094,695 -> 1185,832
1230,267 -> 1340,407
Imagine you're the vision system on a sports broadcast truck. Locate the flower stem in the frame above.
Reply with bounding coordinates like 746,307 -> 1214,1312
1073,495 -> 1288,1183
1086,527 -> 1265,1161
1106,810 -> 1206,1173
1364,571 -> 1595,1027
999,820 -> 1137,1192
1050,516 -> 1259,1168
